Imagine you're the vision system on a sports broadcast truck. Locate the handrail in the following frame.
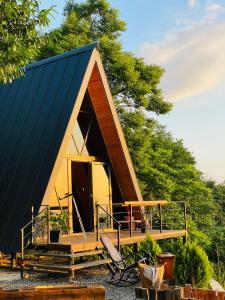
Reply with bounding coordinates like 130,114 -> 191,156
20,205 -> 50,279
21,205 -> 49,231
96,203 -> 122,252
97,203 -> 121,226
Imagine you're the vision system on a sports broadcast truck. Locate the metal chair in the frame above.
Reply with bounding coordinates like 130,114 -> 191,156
100,236 -> 153,286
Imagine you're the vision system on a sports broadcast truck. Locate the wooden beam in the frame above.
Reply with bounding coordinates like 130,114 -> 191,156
123,200 -> 168,206
64,155 -> 102,162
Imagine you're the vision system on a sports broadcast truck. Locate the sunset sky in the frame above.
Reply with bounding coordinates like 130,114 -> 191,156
42,0 -> 225,183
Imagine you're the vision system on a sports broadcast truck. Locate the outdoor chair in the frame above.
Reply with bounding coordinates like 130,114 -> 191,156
100,236 -> 153,286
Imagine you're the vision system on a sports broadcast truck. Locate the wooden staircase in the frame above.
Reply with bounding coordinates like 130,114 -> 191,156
24,248 -> 112,281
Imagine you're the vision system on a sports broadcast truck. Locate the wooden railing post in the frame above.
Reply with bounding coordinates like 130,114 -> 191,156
159,204 -> 163,233
20,228 -> 24,279
47,206 -> 50,244
96,204 -> 99,242
129,204 -> 132,237
117,224 -> 121,253
31,206 -> 34,244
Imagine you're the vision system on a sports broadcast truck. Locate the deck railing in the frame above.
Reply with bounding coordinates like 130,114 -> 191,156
96,203 -> 122,252
97,200 -> 187,241
20,199 -> 187,275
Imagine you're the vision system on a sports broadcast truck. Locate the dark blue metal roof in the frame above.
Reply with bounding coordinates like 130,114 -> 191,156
0,43 -> 97,252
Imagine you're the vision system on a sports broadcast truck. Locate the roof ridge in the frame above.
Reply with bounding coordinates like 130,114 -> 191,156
25,41 -> 99,71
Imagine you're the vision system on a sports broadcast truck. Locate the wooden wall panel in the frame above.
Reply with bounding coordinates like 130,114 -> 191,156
88,62 -> 142,201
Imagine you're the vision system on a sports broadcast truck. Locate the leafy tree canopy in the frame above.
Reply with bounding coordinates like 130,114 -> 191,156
0,0 -> 53,83
37,0 -> 172,114
207,181 -> 225,225
120,108 -> 215,230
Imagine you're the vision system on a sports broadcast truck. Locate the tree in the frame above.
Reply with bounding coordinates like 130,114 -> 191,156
0,0 -> 53,83
37,0 -> 172,115
174,242 -> 212,287
206,182 -> 225,286
120,108 -> 215,230
207,181 -> 225,226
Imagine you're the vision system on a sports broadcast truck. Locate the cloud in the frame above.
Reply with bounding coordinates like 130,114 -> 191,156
188,0 -> 198,8
205,3 -> 225,20
138,21 -> 225,102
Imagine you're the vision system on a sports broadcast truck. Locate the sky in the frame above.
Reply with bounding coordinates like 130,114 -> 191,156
42,0 -> 225,183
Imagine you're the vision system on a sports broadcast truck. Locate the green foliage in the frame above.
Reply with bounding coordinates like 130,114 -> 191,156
207,181 -> 225,226
50,212 -> 68,231
120,109 -> 215,237
159,238 -> 183,254
121,244 -> 133,257
187,219 -> 212,250
174,242 -> 212,287
121,244 -> 136,265
37,0 -> 172,115
139,234 -> 161,263
0,0 -> 53,83
203,182 -> 225,286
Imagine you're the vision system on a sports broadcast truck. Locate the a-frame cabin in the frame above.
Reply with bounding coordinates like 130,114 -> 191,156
39,42 -> 144,237
0,43 -> 187,276
0,42 -> 143,251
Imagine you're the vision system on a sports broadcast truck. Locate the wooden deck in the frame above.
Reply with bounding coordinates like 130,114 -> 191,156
40,229 -> 187,253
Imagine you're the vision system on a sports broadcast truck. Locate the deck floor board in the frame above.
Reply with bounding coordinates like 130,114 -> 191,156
36,229 -> 186,252
60,230 -> 186,252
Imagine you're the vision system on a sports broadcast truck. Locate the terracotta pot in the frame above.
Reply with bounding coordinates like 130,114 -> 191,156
157,253 -> 175,279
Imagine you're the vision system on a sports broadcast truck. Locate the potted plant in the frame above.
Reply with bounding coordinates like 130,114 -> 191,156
49,212 -> 68,243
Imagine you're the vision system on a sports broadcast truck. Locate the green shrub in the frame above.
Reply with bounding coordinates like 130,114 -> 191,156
139,234 -> 161,263
159,237 -> 183,254
174,242 -> 212,287
121,244 -> 135,264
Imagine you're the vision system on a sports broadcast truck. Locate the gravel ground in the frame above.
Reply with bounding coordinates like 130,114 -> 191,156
0,268 -> 139,300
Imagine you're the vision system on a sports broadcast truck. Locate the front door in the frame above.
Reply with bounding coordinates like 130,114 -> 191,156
71,161 -> 112,233
71,161 -> 93,232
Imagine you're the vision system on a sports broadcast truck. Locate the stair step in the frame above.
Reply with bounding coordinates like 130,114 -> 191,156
26,258 -> 112,271
72,258 -> 112,270
36,250 -> 103,259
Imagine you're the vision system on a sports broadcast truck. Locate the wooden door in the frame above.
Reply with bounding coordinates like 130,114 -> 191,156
91,162 -> 112,231
71,161 -> 93,232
